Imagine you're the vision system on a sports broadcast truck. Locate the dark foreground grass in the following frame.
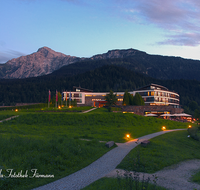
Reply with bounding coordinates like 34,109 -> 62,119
83,130 -> 200,190
81,177 -> 166,190
192,170 -> 200,184
117,130 -> 200,173
0,115 -> 14,121
0,110 -> 191,189
0,135 -> 110,190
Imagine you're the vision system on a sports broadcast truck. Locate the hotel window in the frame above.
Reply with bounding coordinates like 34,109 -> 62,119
148,92 -> 150,96
151,91 -> 154,96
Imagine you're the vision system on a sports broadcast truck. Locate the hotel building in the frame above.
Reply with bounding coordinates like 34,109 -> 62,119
62,83 -> 180,108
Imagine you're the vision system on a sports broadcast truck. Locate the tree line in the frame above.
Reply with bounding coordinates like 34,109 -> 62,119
0,64 -> 200,116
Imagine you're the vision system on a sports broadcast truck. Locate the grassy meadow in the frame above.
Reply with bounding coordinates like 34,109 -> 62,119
0,106 -> 194,189
83,130 -> 200,190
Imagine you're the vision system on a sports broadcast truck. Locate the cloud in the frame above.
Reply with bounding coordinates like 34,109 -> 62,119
157,33 -> 200,46
0,50 -> 26,63
112,0 -> 200,46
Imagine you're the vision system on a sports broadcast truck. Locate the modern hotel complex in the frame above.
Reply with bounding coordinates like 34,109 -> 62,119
62,83 -> 180,108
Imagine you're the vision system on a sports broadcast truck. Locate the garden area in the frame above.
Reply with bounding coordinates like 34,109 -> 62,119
0,105 -> 198,189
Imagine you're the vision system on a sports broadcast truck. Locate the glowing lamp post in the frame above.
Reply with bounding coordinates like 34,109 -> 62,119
162,126 -> 166,131
15,109 -> 18,112
188,125 -> 192,128
126,134 -> 130,138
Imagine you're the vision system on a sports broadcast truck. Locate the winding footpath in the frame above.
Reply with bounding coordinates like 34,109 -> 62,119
33,129 -> 186,190
0,115 -> 19,123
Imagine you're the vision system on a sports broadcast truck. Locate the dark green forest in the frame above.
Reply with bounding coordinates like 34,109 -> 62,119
50,55 -> 200,81
0,64 -> 200,115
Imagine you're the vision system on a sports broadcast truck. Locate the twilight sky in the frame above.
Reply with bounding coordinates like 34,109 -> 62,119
1,0 -> 200,63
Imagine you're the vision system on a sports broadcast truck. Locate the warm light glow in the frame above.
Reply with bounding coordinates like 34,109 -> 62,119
188,125 -> 192,128
15,109 -> 18,112
58,106 -> 61,109
69,106 -> 72,108
123,112 -> 127,113
162,126 -> 166,130
126,134 -> 130,138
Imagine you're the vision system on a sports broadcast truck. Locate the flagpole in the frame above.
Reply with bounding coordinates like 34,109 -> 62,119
65,92 -> 67,107
69,91 -> 71,107
56,90 -> 58,108
48,90 -> 51,108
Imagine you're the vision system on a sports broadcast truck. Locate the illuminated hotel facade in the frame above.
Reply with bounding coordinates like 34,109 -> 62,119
62,84 -> 180,108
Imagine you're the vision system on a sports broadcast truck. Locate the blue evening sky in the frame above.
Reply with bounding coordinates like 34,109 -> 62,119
1,0 -> 200,63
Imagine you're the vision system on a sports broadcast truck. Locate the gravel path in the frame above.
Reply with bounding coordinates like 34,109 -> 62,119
81,108 -> 97,113
33,129 -> 185,190
0,115 -> 19,123
106,159 -> 200,190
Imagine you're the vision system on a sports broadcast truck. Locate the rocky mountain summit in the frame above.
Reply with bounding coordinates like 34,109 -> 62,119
90,48 -> 145,60
0,47 -> 146,79
1,46 -> 200,80
0,47 -> 82,79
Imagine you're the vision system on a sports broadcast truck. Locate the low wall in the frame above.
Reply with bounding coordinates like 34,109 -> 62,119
121,105 -> 184,116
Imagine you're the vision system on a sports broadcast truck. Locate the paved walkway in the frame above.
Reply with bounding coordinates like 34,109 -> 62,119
33,129 -> 185,190
106,160 -> 200,190
81,107 -> 97,113
0,115 -> 19,123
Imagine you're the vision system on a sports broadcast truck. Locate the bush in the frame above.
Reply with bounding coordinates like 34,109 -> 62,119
187,127 -> 200,141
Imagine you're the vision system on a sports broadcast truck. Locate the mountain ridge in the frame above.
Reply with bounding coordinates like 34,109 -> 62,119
0,47 -> 83,79
1,47 -> 200,80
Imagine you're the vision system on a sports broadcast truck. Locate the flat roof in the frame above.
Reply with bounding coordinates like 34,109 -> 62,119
135,83 -> 169,91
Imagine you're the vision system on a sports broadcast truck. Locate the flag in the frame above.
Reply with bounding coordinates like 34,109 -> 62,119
69,91 -> 71,101
62,92 -> 64,101
48,90 -> 51,102
56,90 -> 58,102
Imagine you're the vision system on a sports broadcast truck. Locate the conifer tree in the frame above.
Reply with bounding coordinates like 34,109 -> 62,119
123,90 -> 130,106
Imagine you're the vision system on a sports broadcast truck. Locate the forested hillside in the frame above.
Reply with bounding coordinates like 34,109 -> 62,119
0,64 -> 200,115
49,55 -> 200,81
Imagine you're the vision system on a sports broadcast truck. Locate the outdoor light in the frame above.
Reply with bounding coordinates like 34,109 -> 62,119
162,126 -> 166,130
58,106 -> 61,109
15,109 -> 18,112
126,134 -> 130,138
188,125 -> 192,128
69,106 -> 72,108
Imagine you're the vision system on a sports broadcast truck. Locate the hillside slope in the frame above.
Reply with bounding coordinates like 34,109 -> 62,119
1,47 -> 200,81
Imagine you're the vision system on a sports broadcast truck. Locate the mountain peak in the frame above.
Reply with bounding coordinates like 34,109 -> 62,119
37,46 -> 67,58
37,46 -> 55,54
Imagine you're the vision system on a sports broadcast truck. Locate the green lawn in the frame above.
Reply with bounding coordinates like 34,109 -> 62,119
0,114 -> 15,121
83,130 -> 200,190
117,130 -> 200,173
82,177 -> 167,190
0,108 -> 192,189
192,170 -> 200,184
